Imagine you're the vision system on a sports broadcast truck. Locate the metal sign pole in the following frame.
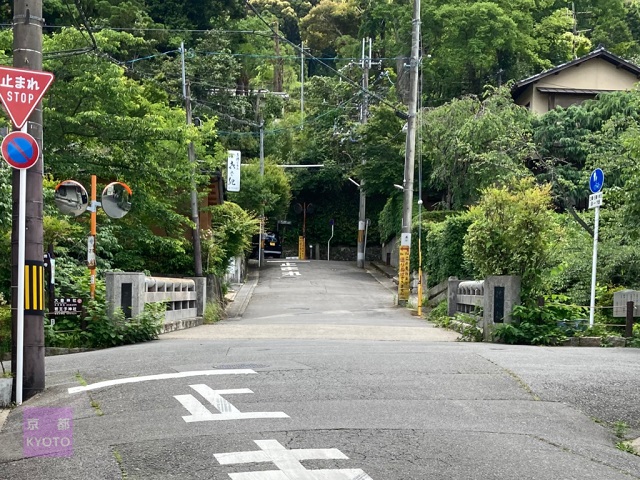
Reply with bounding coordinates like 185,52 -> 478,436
589,204 -> 600,328
89,175 -> 97,299
15,124 -> 28,405
587,168 -> 604,329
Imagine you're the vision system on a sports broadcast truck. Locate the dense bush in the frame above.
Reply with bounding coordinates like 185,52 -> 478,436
424,214 -> 473,287
45,301 -> 164,349
464,178 -> 560,302
378,194 -> 403,244
493,300 -> 589,346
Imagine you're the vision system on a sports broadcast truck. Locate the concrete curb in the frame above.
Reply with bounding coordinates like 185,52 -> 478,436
225,268 -> 259,319
368,262 -> 398,284
0,408 -> 9,433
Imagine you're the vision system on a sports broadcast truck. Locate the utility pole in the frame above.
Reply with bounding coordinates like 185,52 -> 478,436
356,38 -> 371,268
258,92 -> 265,267
398,0 -> 421,305
273,21 -> 283,93
181,43 -> 203,276
300,42 -> 305,129
11,0 -> 45,402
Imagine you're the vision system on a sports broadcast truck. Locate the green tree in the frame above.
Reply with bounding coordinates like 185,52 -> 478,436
463,178 -> 560,300
299,0 -> 360,58
202,202 -> 260,275
424,87 -> 533,209
227,162 -> 292,225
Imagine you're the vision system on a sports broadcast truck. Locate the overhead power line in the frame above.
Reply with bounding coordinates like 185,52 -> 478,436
244,0 -> 408,119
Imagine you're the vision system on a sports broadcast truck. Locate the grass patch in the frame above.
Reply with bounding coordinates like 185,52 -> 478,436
203,301 -> 224,324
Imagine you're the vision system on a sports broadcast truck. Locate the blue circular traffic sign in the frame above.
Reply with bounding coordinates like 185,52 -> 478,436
1,131 -> 40,170
589,168 -> 604,193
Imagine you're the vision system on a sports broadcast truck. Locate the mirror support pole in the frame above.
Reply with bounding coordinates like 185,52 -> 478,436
89,175 -> 97,299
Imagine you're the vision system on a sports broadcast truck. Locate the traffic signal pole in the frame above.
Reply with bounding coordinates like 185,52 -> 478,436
11,0 -> 45,402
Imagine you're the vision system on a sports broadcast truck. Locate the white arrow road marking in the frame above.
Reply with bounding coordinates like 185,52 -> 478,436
175,385 -> 289,422
68,369 -> 257,394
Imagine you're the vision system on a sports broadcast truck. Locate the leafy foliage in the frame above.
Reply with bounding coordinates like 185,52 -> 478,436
493,301 -> 589,346
227,162 -> 292,223
202,202 -> 260,276
45,301 -> 164,349
424,214 -> 473,287
0,297 -> 10,375
463,178 -> 559,301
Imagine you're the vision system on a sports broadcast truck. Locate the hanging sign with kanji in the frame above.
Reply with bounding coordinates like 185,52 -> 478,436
0,66 -> 55,129
227,150 -> 241,192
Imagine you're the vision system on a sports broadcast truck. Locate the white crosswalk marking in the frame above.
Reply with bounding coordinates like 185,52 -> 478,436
214,439 -> 374,479
174,385 -> 289,423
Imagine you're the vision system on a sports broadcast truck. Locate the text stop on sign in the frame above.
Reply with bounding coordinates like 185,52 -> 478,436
0,66 -> 55,129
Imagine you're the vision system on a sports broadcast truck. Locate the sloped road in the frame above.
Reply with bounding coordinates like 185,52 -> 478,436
0,259 -> 639,479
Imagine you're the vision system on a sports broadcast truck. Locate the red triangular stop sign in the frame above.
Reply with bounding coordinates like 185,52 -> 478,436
0,66 -> 54,129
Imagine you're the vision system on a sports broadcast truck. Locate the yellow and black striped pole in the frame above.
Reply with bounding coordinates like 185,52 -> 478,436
24,261 -> 45,314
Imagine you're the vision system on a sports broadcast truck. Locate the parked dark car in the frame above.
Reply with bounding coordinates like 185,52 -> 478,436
251,232 -> 282,259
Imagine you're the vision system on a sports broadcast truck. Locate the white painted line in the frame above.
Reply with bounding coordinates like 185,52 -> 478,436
68,369 -> 256,394
282,271 -> 301,277
175,385 -> 289,422
215,439 -> 374,479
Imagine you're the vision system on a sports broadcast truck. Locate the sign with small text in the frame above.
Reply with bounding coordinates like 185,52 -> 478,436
53,298 -> 83,316
227,150 -> 241,192
0,66 -> 54,128
588,192 -> 603,209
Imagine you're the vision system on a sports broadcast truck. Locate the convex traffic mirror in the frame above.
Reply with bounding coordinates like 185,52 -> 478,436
101,182 -> 132,219
54,180 -> 89,217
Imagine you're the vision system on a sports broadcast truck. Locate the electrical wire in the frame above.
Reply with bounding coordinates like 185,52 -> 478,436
243,0 -> 408,119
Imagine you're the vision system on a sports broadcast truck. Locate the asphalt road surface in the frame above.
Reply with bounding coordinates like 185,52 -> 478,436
1,259 -> 639,479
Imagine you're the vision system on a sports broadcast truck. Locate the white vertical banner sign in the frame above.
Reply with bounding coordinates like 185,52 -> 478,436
227,150 -> 241,192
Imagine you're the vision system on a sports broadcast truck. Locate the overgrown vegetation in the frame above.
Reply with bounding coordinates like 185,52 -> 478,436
427,302 -> 483,342
203,301 -> 225,325
0,295 -> 10,376
45,302 -> 164,349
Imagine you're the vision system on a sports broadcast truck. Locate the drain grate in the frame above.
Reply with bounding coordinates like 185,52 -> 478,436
214,363 -> 269,370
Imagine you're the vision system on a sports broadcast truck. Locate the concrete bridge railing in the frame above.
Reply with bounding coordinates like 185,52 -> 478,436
106,272 -> 206,332
447,276 -> 521,341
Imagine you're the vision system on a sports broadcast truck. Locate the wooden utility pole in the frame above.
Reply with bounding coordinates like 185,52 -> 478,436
398,0 -> 421,305
11,0 -> 46,401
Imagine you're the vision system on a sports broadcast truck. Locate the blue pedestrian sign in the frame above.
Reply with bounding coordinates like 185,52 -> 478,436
589,168 -> 604,193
